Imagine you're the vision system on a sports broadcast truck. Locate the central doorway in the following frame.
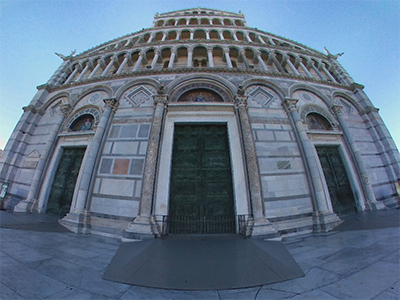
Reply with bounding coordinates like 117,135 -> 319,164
316,146 -> 356,217
168,124 -> 235,234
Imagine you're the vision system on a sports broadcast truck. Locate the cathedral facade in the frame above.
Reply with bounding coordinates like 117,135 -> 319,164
1,8 -> 399,240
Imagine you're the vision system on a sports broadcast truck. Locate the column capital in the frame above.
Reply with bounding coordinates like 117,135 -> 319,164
234,95 -> 248,108
103,98 -> 118,111
223,47 -> 230,54
255,50 -> 262,57
59,103 -> 72,116
170,48 -> 177,55
283,98 -> 299,112
331,105 -> 343,116
153,48 -> 160,55
153,95 -> 168,106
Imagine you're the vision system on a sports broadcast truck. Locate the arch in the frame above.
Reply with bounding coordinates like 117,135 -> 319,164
223,30 -> 233,40
166,73 -> 237,103
166,31 -> 177,40
209,30 -> 219,39
178,89 -> 224,102
42,92 -> 71,111
212,18 -> 221,25
236,31 -> 245,41
181,30 -> 190,40
305,113 -> 332,130
240,78 -> 286,101
65,105 -> 102,131
166,19 -> 175,26
189,18 -> 198,25
69,114 -> 95,131
235,19 -> 243,27
177,18 -> 186,25
114,78 -> 160,100
332,91 -> 364,113
200,18 -> 209,25
288,84 -> 333,108
223,18 -> 232,26
194,29 -> 206,40
299,104 -> 337,128
70,85 -> 113,108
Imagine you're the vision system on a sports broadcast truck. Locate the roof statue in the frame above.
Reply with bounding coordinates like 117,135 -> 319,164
55,50 -> 76,61
324,47 -> 344,60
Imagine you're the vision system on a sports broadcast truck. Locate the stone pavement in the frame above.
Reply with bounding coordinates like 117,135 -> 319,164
0,210 -> 399,299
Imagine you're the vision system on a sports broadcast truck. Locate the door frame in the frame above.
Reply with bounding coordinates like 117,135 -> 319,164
153,103 -> 250,225
312,140 -> 366,213
37,137 -> 90,213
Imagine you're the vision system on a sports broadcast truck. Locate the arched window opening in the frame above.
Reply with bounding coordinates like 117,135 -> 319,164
155,32 -> 163,41
178,18 -> 186,25
143,33 -> 151,42
249,32 -> 256,43
194,30 -> 206,40
193,46 -> 208,67
212,47 -> 224,67
209,30 -> 219,39
178,89 -> 223,102
200,18 -> 209,25
167,19 -> 175,26
181,30 -> 190,40
176,47 -> 188,67
236,31 -> 244,41
70,114 -> 94,132
189,18 -> 198,25
212,18 -> 220,25
156,20 -> 163,27
223,31 -> 233,40
223,19 -> 231,26
306,113 -> 331,130
167,31 -> 177,40
235,19 -> 243,26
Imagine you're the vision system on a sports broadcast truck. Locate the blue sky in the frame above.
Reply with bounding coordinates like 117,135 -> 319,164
0,0 -> 399,150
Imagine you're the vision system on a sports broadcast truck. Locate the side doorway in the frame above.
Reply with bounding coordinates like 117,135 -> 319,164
316,146 -> 357,217
46,147 -> 86,218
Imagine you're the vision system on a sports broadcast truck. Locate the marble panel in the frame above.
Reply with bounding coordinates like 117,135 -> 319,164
113,159 -> 130,174
138,141 -> 148,155
138,124 -> 151,137
17,169 -> 35,184
129,158 -> 144,175
99,178 -> 135,197
120,124 -> 138,138
274,131 -> 291,141
102,142 -> 112,154
255,130 -> 274,141
99,158 -> 113,174
112,141 -> 138,155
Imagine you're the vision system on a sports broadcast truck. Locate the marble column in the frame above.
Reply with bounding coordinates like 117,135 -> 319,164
175,31 -> 181,40
235,95 -> 278,238
299,60 -> 313,78
283,98 -> 341,232
190,30 -> 194,40
268,53 -> 285,73
256,51 -> 268,72
284,55 -> 300,75
224,48 -> 233,68
88,58 -> 103,79
60,98 -> 118,233
123,93 -> 167,240
116,54 -> 130,74
240,49 -> 250,68
321,64 -> 336,82
132,52 -> 144,72
14,104 -> 72,212
151,49 -> 160,69
187,47 -> 193,67
245,33 -> 253,43
64,64 -> 81,84
206,30 -> 210,40
168,49 -> 176,68
75,62 -> 91,82
218,31 -> 225,40
161,33 -> 167,42
258,35 -> 266,44
331,105 -> 384,210
101,56 -> 116,77
207,47 -> 214,67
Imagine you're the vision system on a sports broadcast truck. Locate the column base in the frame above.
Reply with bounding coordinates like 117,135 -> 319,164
370,201 -> 386,210
312,211 -> 342,233
122,216 -> 157,241
249,217 -> 280,240
59,211 -> 91,234
13,199 -> 35,213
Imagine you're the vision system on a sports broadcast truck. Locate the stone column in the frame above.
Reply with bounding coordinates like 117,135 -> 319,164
299,60 -> 313,78
320,63 -> 336,82
224,47 -> 233,68
258,35 -> 266,44
207,48 -> 214,67
14,104 -> 71,212
206,30 -> 210,40
161,32 -> 167,42
245,33 -> 253,43
284,55 -> 300,75
331,105 -> 384,210
283,98 -> 341,231
132,52 -> 144,72
88,58 -> 103,79
190,30 -> 194,40
116,54 -> 130,74
256,51 -> 268,72
60,98 -> 118,233
233,33 -> 239,41
64,64 -> 81,84
101,56 -> 116,76
240,49 -> 250,68
123,93 -> 167,240
235,95 -> 278,238
187,47 -> 193,67
147,34 -> 154,43
175,31 -> 181,40
310,61 -> 325,80
218,31 -> 225,40
151,49 -> 160,69
75,62 -> 91,82
268,53 -> 285,73
168,49 -> 176,68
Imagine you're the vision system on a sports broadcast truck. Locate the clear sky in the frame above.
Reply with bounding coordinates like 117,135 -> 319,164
0,0 -> 399,150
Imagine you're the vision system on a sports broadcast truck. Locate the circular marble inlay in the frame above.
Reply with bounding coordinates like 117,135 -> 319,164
88,92 -> 102,104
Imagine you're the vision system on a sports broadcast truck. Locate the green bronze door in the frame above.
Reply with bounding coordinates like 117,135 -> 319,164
316,146 -> 356,217
46,147 -> 86,218
169,124 -> 235,234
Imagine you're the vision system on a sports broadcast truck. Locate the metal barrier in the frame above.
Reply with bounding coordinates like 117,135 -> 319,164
159,215 -> 250,236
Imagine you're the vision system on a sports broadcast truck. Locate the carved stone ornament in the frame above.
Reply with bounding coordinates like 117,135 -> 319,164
153,95 -> 168,106
234,95 -> 248,108
283,98 -> 298,112
103,98 -> 118,110
60,103 -> 72,116
331,105 -> 343,116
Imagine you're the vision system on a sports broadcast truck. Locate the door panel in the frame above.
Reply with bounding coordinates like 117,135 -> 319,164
169,124 -> 235,234
46,148 -> 86,217
316,146 -> 356,217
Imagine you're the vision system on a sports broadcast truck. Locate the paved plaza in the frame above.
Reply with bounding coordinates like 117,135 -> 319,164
0,210 -> 399,299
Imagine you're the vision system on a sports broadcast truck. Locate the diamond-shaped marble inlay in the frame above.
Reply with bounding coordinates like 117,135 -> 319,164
124,86 -> 153,107
249,87 -> 274,107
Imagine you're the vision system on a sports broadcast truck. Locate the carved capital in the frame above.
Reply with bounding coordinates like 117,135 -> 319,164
223,47 -> 230,54
361,172 -> 371,185
331,105 -> 343,116
59,103 -> 72,116
153,95 -> 168,107
234,95 -> 248,108
283,98 -> 298,113
103,98 -> 118,111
